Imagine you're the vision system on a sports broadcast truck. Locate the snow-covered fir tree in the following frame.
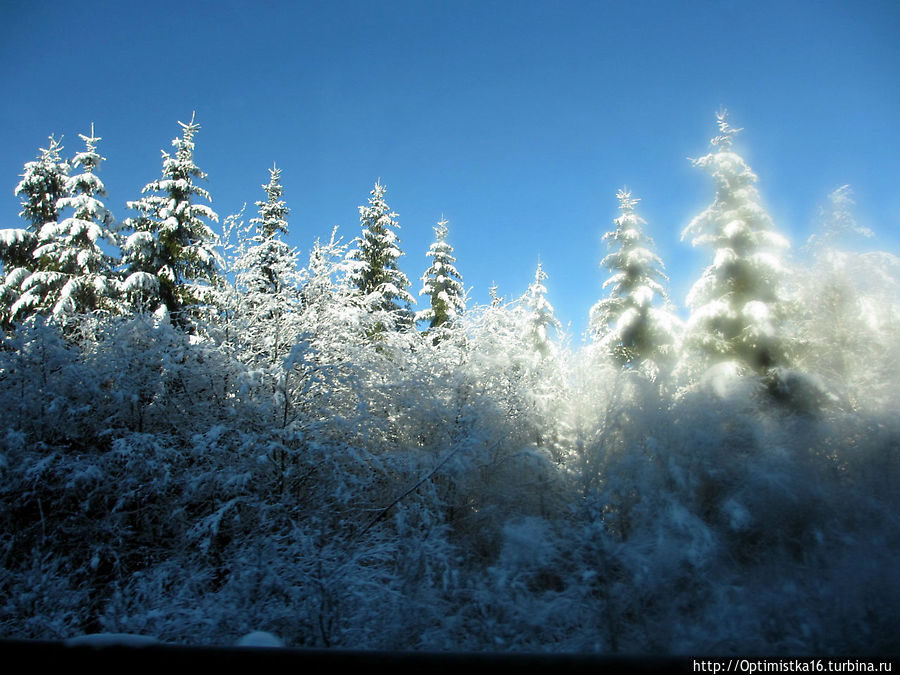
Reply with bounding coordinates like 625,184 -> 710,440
346,181 -> 415,328
250,164 -> 289,239
121,113 -> 220,323
1,136 -> 70,325
523,261 -> 561,358
416,217 -> 465,328
17,125 -> 120,320
681,111 -> 790,375
14,135 -> 70,235
233,165 -> 302,363
589,189 -> 679,376
0,227 -> 35,329
238,164 -> 298,297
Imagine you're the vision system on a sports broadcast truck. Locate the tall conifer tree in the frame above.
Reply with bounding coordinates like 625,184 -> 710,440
233,165 -> 301,363
121,113 -> 220,322
417,217 -> 465,328
1,136 -> 70,324
346,181 -> 414,328
14,135 -> 69,235
682,111 -> 789,374
590,189 -> 679,374
238,164 -> 297,297
20,125 -> 120,319
523,261 -> 561,357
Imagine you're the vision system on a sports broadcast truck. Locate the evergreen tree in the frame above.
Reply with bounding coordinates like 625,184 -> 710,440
589,189 -> 679,375
1,136 -> 70,324
0,228 -> 36,328
238,164 -> 297,297
346,181 -> 415,327
121,113 -> 220,322
681,111 -> 789,375
20,125 -> 120,320
416,217 -> 465,328
523,261 -> 561,357
233,165 -> 302,363
250,164 -> 289,238
14,135 -> 70,234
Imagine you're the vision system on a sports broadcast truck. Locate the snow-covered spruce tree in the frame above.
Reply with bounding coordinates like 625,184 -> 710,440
121,113 -> 220,324
18,125 -> 120,321
14,135 -> 70,236
346,181 -> 415,330
522,261 -> 561,358
244,166 -> 298,294
1,136 -> 70,325
0,229 -> 37,330
251,164 -> 289,239
416,216 -> 465,329
233,165 -> 302,363
589,189 -> 679,377
242,164 -> 294,293
681,111 -> 790,378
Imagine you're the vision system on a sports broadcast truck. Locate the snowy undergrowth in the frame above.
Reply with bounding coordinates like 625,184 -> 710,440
0,285 -> 897,654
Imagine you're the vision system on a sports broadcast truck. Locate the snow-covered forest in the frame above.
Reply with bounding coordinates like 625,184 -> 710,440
1,112 -> 898,655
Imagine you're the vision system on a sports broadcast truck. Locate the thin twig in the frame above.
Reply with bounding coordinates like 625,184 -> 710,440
354,439 -> 493,542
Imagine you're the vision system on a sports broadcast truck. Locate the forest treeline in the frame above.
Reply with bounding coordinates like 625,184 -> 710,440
0,112 -> 898,654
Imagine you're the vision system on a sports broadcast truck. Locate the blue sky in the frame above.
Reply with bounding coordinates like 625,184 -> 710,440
2,0 -> 898,340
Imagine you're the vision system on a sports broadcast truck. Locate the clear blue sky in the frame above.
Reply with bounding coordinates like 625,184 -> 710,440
2,0 -> 898,340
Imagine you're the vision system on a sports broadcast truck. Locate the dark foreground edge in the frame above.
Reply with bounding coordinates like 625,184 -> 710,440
0,638 -> 691,673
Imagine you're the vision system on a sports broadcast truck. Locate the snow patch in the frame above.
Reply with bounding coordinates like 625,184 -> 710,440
65,633 -> 159,648
236,631 -> 284,648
